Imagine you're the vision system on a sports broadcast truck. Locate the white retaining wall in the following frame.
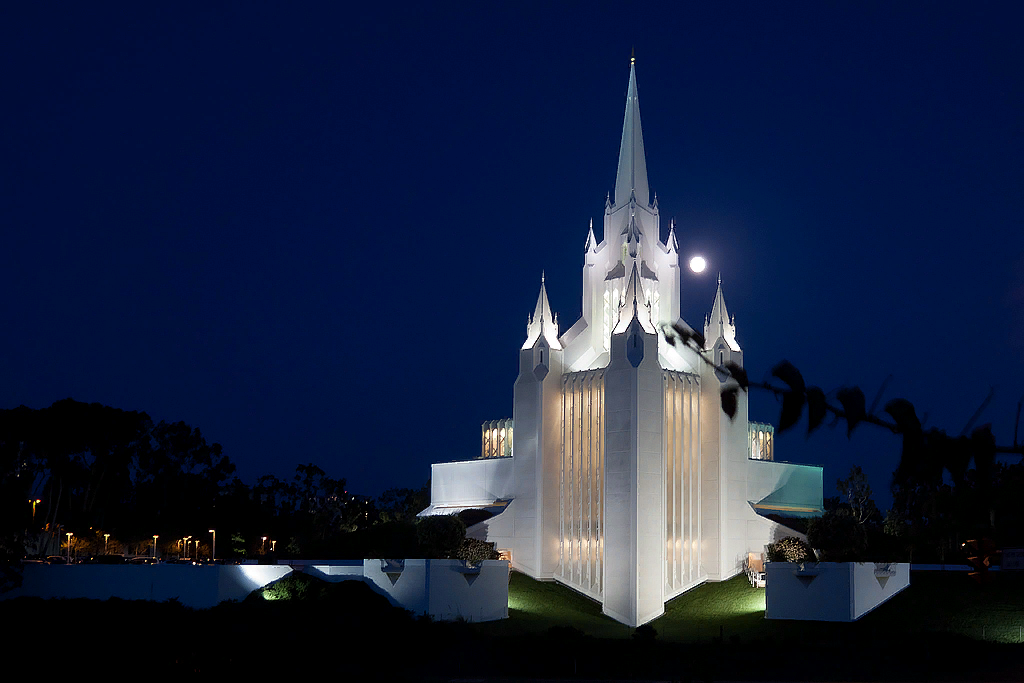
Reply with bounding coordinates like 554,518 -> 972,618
1,564 -> 293,608
310,559 -> 509,622
5,559 -> 511,622
765,562 -> 910,622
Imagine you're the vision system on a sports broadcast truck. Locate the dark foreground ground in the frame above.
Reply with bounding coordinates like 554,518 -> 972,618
2,569 -> 1022,680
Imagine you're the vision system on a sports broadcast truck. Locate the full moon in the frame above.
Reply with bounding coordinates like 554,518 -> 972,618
689,256 -> 707,273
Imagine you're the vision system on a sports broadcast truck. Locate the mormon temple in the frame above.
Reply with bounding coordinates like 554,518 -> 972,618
420,60 -> 824,627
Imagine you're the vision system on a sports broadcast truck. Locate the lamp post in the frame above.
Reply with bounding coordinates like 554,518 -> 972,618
104,533 -> 110,554
261,536 -> 267,554
66,532 -> 73,564
209,529 -> 216,562
152,535 -> 159,559
183,535 -> 192,560
271,540 -> 276,552
28,498 -> 41,522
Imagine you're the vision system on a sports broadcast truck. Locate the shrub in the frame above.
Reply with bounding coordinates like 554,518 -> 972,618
455,537 -> 499,565
807,509 -> 868,561
415,514 -> 466,559
766,536 -> 815,563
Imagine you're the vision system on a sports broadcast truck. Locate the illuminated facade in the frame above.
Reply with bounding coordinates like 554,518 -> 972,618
421,61 -> 823,626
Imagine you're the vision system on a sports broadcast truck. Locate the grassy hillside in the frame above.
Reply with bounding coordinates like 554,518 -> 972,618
481,569 -> 1024,645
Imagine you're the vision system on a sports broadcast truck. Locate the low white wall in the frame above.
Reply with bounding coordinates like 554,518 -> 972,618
766,562 -> 910,622
314,559 -> 508,622
2,564 -> 292,608
5,559 -> 510,622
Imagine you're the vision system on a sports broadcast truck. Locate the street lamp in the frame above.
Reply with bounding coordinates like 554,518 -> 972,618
104,533 -> 110,554
261,536 -> 267,554
209,529 -> 216,562
66,532 -> 73,564
152,535 -> 159,559
28,498 -> 41,521
183,535 -> 192,559
271,540 -> 276,552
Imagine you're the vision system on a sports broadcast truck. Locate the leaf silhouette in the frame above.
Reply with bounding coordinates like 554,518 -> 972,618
778,390 -> 805,433
771,360 -> 805,393
723,361 -> 748,390
884,398 -> 921,434
837,386 -> 866,436
666,322 -> 705,350
721,387 -> 739,419
806,387 -> 826,434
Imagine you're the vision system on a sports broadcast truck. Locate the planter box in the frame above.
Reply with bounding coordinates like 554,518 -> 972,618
765,562 -> 910,621
311,559 -> 509,622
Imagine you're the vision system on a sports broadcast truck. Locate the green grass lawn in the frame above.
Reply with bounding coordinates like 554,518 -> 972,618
478,569 -> 1024,646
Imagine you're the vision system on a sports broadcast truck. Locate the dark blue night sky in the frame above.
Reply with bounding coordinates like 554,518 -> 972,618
3,3 -> 1022,508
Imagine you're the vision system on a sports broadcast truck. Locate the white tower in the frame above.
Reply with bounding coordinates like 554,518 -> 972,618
512,275 -> 563,578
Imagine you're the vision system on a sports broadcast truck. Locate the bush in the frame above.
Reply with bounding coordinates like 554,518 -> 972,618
455,537 -> 499,565
807,509 -> 869,561
415,514 -> 466,559
766,536 -> 815,563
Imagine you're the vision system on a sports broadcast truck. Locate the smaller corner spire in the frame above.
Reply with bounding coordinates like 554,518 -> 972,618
523,273 -> 561,350
704,275 -> 741,352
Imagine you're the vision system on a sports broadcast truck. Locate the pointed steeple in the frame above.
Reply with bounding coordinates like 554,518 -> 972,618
666,219 -> 678,253
613,58 -> 650,208
584,218 -> 597,253
523,272 -> 562,350
704,275 -> 740,352
614,263 -> 655,334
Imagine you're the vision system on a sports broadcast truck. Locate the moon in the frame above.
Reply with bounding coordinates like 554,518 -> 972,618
688,256 -> 707,273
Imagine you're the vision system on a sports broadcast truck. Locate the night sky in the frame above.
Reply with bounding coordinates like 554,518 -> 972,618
3,3 -> 1022,508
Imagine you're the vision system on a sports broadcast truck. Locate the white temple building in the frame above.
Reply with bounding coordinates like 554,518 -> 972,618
420,60 -> 824,627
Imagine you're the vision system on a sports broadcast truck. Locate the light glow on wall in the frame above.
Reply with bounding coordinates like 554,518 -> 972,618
481,419 -> 513,458
558,370 -> 605,599
749,423 -> 774,461
664,370 -> 703,598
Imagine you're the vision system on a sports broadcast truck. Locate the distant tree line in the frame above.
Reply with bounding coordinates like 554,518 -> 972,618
0,398 -> 437,564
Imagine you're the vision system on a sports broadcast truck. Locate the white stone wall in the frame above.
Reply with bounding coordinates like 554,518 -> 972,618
663,370 -> 704,600
1,564 -> 293,607
317,559 -> 509,622
429,456 -> 515,507
602,319 -> 665,627
557,370 -> 605,601
765,562 -> 910,621
4,560 -> 510,623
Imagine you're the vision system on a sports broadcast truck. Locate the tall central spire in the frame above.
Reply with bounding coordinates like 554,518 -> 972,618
613,58 -> 649,208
